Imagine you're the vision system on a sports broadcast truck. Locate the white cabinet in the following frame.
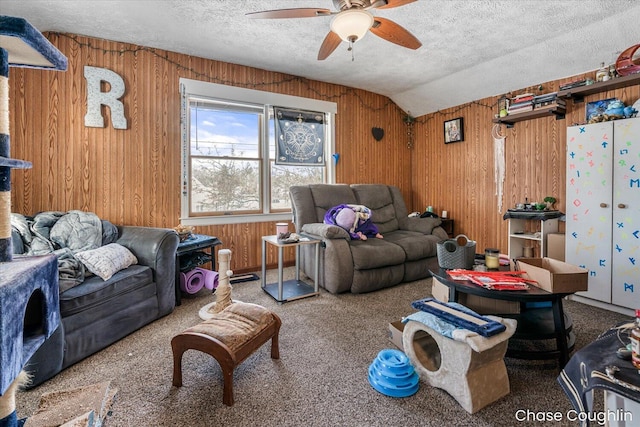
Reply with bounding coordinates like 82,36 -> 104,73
565,118 -> 640,309
507,215 -> 559,259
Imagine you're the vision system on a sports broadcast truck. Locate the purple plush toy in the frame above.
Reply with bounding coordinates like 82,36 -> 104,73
324,204 -> 383,240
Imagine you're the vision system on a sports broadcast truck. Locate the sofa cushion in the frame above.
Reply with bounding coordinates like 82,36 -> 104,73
351,264 -> 404,294
59,265 -> 153,317
60,281 -> 159,365
308,184 -> 357,222
351,184 -> 399,234
75,243 -> 138,280
383,230 -> 440,262
350,239 -> 405,270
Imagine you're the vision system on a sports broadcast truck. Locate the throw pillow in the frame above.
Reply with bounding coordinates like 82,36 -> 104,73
75,243 -> 138,281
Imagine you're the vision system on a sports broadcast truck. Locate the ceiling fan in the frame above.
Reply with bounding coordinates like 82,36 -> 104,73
246,0 -> 422,60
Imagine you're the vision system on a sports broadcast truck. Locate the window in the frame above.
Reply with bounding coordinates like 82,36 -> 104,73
180,79 -> 336,225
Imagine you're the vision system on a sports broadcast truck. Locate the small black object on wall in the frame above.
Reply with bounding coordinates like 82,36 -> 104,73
371,127 -> 384,141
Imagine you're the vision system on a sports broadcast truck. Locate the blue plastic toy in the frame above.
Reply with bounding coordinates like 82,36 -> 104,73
368,349 -> 419,398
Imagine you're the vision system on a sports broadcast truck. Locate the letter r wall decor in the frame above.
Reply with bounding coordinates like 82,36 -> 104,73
84,65 -> 127,129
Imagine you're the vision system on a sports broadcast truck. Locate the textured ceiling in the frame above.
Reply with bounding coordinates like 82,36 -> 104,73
3,0 -> 640,116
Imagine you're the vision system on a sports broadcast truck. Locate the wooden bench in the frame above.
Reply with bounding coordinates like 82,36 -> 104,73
171,302 -> 281,406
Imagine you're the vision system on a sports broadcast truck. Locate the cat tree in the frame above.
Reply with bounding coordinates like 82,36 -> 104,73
0,13 -> 66,414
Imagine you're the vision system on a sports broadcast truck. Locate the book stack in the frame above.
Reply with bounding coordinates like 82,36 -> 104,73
507,93 -> 534,114
533,92 -> 565,112
559,80 -> 587,91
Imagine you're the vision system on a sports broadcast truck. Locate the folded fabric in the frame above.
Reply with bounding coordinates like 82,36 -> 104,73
411,297 -> 506,337
403,310 -> 517,353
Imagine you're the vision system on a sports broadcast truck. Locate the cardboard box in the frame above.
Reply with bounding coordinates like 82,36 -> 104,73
547,233 -> 566,261
431,276 -> 450,302
432,276 -> 520,314
516,257 -> 588,293
388,320 -> 405,350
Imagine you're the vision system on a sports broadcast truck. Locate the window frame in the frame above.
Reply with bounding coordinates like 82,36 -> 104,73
179,78 -> 337,226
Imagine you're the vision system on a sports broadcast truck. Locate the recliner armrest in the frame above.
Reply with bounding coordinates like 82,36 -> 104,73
398,216 -> 442,234
301,223 -> 350,240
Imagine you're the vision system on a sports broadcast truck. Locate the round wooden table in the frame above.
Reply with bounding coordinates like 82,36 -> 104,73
431,269 -> 576,367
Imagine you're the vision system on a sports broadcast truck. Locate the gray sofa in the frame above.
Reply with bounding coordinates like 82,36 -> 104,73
289,184 -> 448,294
13,225 -> 179,387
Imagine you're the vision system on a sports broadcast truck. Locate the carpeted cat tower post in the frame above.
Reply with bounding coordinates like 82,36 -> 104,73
0,15 -> 67,427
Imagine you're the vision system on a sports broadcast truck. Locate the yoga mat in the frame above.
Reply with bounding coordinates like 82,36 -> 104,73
197,268 -> 219,290
180,269 -> 204,294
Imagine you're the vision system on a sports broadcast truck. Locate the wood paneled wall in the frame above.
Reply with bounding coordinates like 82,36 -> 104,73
9,33 -> 640,271
412,74 -> 640,256
9,33 -> 411,272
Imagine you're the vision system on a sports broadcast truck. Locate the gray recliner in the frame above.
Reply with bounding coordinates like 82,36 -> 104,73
289,184 -> 447,294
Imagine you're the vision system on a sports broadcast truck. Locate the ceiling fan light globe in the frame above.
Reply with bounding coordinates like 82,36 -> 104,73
330,9 -> 374,42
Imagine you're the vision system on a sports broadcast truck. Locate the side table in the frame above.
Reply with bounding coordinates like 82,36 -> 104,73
503,210 -> 562,259
175,234 -> 222,305
261,235 -> 320,303
440,218 -> 454,237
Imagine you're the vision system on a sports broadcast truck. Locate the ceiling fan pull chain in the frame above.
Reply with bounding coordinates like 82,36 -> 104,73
348,39 -> 355,61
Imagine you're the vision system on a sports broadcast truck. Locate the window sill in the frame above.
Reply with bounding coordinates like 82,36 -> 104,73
180,212 -> 293,226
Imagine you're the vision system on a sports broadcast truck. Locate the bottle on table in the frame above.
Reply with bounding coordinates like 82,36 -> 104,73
596,62 -> 609,82
485,248 -> 500,270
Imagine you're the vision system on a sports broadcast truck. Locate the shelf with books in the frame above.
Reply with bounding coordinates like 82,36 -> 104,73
493,73 -> 639,127
557,73 -> 640,102
492,104 -> 566,127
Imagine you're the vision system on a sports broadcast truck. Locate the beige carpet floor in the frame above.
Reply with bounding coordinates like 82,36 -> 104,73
16,268 -> 627,426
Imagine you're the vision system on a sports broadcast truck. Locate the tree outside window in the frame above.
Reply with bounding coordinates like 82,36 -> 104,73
185,98 -> 329,219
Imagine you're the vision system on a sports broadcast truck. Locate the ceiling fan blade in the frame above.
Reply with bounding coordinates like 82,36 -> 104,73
318,31 -> 342,60
246,8 -> 332,19
376,0 -> 417,9
370,17 -> 422,49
